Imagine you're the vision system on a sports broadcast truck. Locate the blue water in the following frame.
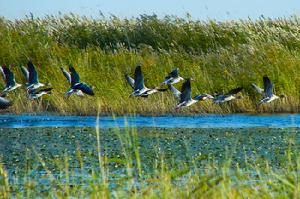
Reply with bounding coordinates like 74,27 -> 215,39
0,114 -> 299,128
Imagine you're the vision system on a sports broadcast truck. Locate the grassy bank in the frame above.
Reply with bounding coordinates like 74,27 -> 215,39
0,127 -> 299,198
1,15 -> 300,114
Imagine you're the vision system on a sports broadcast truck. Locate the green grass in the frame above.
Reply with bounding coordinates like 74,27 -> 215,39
1,15 -> 300,114
1,126 -> 300,198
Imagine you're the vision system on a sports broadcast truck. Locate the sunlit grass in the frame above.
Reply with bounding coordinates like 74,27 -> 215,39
0,15 -> 300,114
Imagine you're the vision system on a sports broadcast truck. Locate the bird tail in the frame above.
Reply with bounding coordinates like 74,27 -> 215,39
157,88 -> 168,92
39,87 -> 53,95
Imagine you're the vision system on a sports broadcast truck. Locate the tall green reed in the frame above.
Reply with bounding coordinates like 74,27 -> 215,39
0,15 -> 300,114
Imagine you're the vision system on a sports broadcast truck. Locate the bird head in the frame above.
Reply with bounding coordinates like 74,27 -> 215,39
129,89 -> 140,97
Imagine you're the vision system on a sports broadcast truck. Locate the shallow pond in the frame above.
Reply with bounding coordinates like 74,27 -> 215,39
0,114 -> 299,128
1,114 -> 299,194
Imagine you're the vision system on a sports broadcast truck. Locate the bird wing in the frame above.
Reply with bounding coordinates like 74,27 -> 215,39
133,65 -> 145,90
73,82 -> 94,96
69,65 -> 80,86
226,87 -> 243,96
168,84 -> 181,99
165,68 -> 179,80
27,60 -> 39,84
180,78 -> 192,103
28,86 -> 53,95
0,97 -> 12,109
251,83 -> 264,95
1,66 -> 16,87
37,87 -> 53,93
125,74 -> 135,89
20,65 -> 29,82
0,67 -> 6,83
263,76 -> 273,97
60,67 -> 71,85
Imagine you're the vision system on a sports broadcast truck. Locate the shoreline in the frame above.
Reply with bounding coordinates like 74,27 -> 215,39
1,111 -> 300,117
0,114 -> 299,129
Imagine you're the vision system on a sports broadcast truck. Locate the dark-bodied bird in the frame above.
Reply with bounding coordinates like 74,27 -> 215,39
21,60 -> 48,90
252,75 -> 285,104
0,65 -> 21,95
60,67 -> 84,97
28,87 -> 53,100
125,65 -> 167,97
161,68 -> 184,86
63,65 -> 94,97
168,78 -> 213,110
213,87 -> 243,104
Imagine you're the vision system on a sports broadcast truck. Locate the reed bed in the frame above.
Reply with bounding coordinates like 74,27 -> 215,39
1,15 -> 300,114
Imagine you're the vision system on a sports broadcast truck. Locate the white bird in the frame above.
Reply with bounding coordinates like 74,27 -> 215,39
168,78 -> 213,110
0,65 -> 21,96
125,65 -> 167,97
252,76 -> 285,105
161,68 -> 184,85
213,87 -> 243,104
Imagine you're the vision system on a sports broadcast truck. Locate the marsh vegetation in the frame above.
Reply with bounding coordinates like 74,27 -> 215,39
0,15 -> 300,114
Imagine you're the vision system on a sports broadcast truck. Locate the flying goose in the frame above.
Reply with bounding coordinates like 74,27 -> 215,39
161,68 -> 184,85
28,87 -> 53,100
252,76 -> 285,104
64,65 -> 94,97
213,87 -> 243,104
125,65 -> 167,97
60,67 -> 84,97
21,60 -> 48,90
0,65 -> 21,95
168,78 -> 213,110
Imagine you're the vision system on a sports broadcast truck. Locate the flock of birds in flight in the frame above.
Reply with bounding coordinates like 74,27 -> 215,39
0,61 -> 285,111
125,65 -> 285,110
0,60 -> 95,109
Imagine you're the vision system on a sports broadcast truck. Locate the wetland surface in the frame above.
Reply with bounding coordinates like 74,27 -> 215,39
1,115 -> 299,196
1,127 -> 298,174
